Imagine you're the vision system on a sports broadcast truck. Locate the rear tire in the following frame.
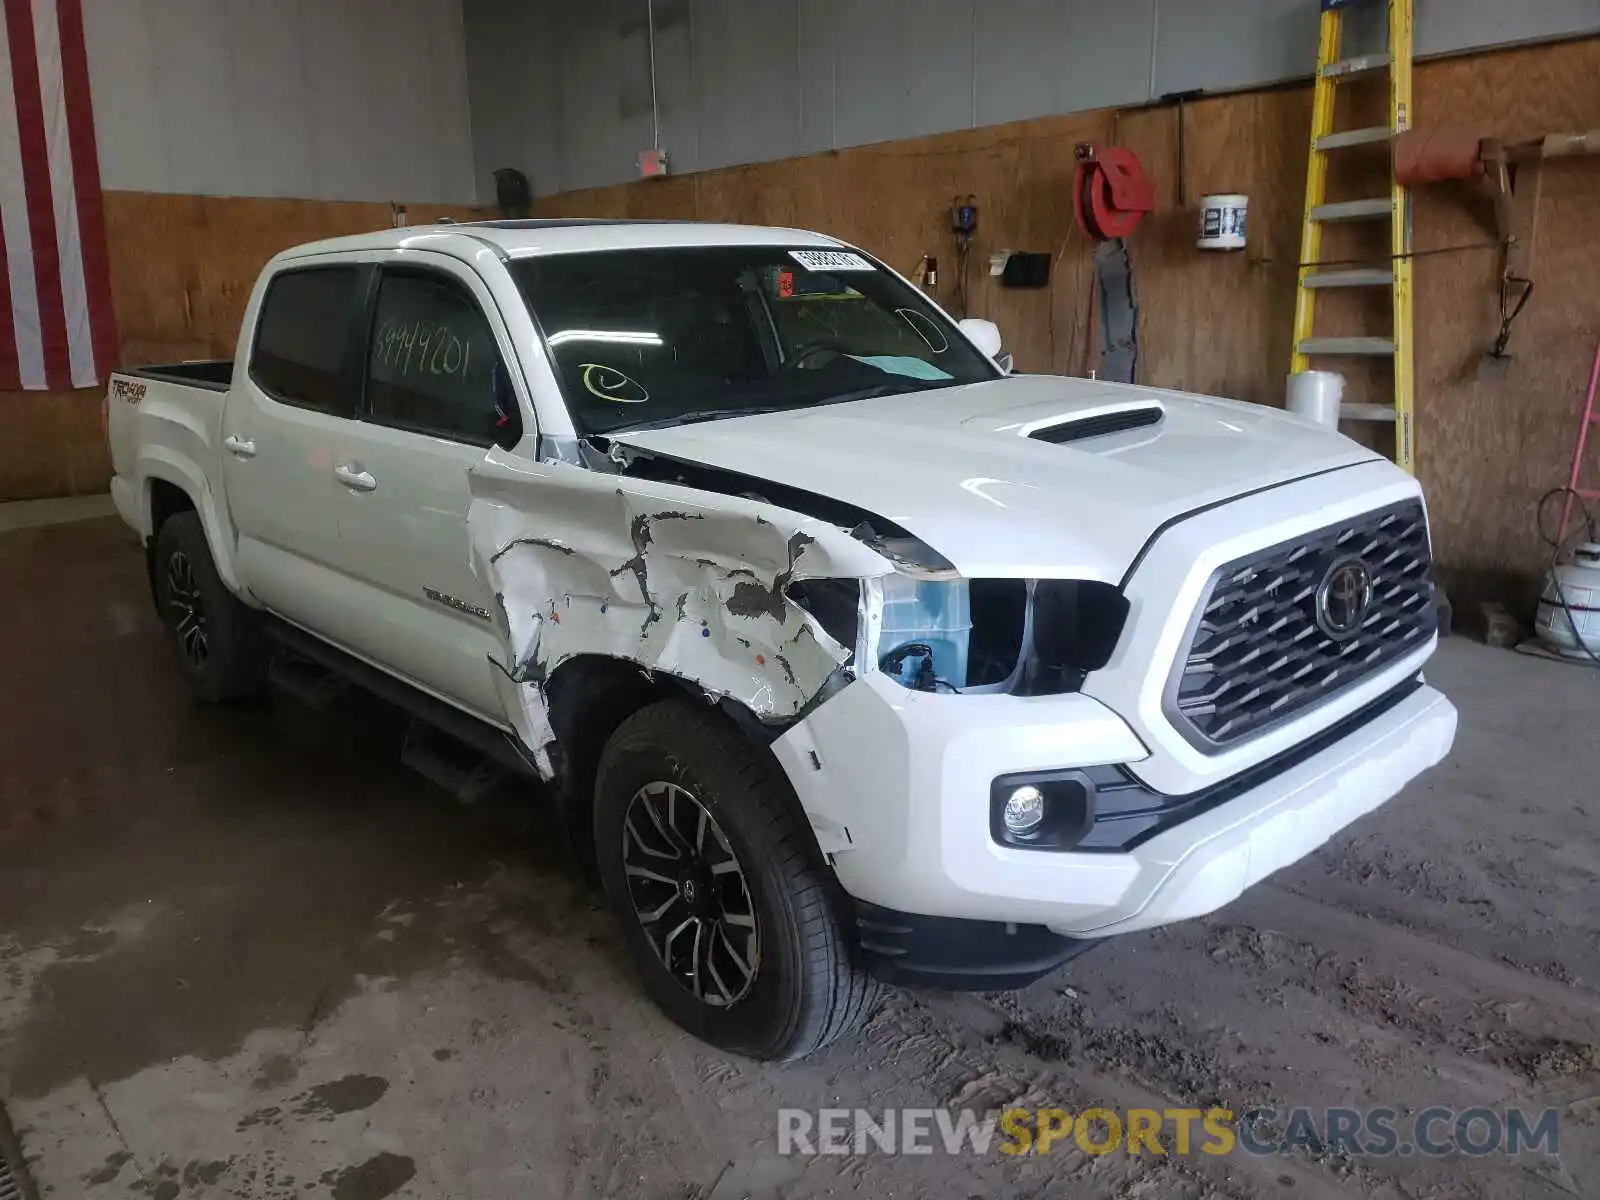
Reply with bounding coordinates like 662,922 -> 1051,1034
152,512 -> 268,702
594,698 -> 877,1060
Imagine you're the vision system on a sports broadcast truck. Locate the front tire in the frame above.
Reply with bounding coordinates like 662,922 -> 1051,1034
594,698 -> 876,1060
152,512 -> 267,702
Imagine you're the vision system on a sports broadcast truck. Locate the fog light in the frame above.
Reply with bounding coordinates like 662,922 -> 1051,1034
1002,785 -> 1046,834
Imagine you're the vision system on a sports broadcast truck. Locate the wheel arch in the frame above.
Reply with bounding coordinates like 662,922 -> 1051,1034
139,451 -> 245,595
543,653 -> 797,882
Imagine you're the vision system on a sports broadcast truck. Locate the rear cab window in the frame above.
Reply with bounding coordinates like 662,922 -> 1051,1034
248,266 -> 364,414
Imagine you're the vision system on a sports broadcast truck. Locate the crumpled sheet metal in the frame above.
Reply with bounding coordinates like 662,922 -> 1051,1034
468,449 -> 892,775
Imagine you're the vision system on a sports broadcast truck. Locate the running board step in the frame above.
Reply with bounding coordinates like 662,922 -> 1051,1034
1321,53 -> 1391,81
1310,198 -> 1392,222
1298,336 -> 1397,356
401,722 -> 508,805
1340,403 -> 1399,422
1304,268 -> 1395,289
268,651 -> 350,711
1315,126 -> 1396,151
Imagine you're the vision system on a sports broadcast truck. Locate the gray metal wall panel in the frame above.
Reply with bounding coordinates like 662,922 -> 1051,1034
146,0 -> 243,198
975,0 -> 1154,126
1151,0 -> 1321,97
1415,0 -> 1600,55
1058,0 -> 1156,112
299,0 -> 382,202
829,0 -> 907,148
691,0 -> 801,170
973,0 -> 1065,127
796,0 -> 837,155
224,0 -> 313,201
464,0 -> 1599,197
80,0 -> 166,194
552,0 -> 657,191
827,0 -> 977,148
466,0 -> 548,200
1153,0 -> 1599,98
897,0 -> 978,140
652,0 -> 700,177
82,0 -> 476,202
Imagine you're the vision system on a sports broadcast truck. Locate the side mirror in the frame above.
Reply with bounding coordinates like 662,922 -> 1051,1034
957,318 -> 1007,371
958,317 -> 1002,356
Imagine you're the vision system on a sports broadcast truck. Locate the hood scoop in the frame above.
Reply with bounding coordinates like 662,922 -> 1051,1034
1022,401 -> 1165,444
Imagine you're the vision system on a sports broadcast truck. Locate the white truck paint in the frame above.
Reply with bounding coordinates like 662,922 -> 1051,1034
107,219 -> 1455,1055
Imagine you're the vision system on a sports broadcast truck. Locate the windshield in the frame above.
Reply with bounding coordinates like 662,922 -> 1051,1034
510,246 -> 998,435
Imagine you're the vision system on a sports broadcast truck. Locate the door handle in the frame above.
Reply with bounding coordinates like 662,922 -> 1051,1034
334,462 -> 377,492
223,434 -> 257,458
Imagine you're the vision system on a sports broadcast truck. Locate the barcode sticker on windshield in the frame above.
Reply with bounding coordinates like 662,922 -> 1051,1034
788,249 -> 875,272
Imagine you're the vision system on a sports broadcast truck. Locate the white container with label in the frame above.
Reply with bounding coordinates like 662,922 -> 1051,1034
1198,194 -> 1249,251
1536,543 -> 1600,657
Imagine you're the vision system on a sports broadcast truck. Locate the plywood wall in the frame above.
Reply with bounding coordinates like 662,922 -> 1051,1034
106,194 -> 488,365
0,194 -> 485,503
533,36 -> 1600,606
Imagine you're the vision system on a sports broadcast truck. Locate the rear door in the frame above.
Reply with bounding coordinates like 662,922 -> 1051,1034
221,264 -> 366,629
329,256 -> 528,720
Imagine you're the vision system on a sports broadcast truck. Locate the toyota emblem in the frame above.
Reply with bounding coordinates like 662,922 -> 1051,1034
1316,558 -> 1374,639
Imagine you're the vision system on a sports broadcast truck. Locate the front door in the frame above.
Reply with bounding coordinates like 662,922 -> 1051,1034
329,259 -> 525,720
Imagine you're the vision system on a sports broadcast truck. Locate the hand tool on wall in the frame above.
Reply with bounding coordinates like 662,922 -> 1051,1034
1395,127 -> 1598,377
950,196 -> 978,316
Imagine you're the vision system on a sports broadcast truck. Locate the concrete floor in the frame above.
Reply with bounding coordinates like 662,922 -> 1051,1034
1,516 -> 1597,1200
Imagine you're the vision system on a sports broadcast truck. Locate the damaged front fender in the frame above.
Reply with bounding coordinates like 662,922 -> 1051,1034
467,448 -> 893,775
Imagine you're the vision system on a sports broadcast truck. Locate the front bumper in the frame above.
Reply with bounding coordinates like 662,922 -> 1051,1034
772,671 -> 1456,940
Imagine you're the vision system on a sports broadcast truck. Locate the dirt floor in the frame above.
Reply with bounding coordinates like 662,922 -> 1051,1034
1,514 -> 1597,1200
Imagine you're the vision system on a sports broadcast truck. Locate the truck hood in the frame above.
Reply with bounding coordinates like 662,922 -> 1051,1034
609,374 -> 1380,581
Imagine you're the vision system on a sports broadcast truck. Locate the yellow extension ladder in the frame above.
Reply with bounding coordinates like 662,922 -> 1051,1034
1290,0 -> 1416,473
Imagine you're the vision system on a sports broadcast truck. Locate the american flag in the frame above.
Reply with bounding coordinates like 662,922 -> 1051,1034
0,0 -> 116,391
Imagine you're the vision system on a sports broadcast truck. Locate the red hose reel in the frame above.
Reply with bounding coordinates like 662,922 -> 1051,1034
1073,143 -> 1156,241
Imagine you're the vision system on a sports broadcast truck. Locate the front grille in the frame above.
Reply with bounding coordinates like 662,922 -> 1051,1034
1170,501 -> 1436,746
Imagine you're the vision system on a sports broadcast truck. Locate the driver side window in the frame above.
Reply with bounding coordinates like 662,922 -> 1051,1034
364,271 -> 521,449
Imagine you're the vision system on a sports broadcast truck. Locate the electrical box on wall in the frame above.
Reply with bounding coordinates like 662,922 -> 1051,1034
638,148 -> 670,179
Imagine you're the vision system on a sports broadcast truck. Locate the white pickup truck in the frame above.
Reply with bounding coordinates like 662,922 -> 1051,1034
107,219 -> 1456,1059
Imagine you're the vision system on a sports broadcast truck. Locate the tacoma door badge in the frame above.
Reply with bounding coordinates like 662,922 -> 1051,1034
424,587 -> 491,621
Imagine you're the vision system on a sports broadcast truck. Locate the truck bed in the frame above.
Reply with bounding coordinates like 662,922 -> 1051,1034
106,363 -> 234,543
123,360 -> 232,391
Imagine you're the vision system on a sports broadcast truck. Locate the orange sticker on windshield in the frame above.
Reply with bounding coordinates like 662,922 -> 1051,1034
778,270 -> 794,298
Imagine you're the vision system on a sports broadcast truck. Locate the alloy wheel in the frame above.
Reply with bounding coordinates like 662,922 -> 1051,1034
165,550 -> 209,669
621,781 -> 760,1006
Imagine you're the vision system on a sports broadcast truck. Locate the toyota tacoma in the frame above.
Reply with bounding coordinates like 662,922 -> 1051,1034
106,219 -> 1456,1060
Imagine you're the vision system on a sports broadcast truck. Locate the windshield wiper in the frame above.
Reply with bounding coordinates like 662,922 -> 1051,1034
605,404 -> 805,435
604,382 -> 921,436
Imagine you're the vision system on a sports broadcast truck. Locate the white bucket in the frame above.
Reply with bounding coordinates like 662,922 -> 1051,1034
1197,194 -> 1249,250
1286,370 -> 1344,429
